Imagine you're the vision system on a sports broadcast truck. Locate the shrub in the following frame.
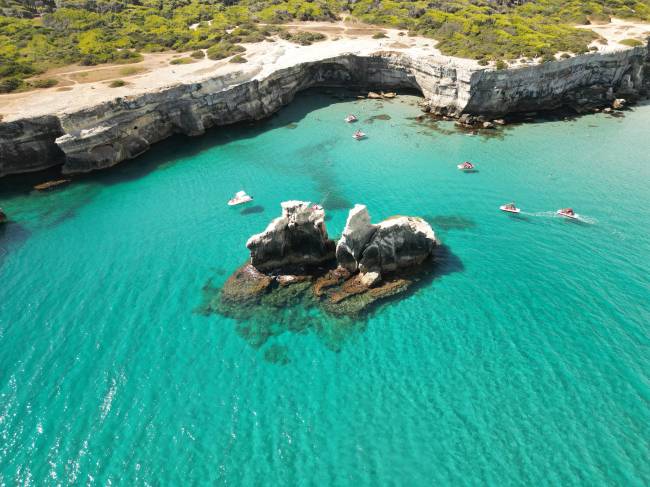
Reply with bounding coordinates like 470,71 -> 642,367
372,32 -> 388,39
620,38 -> 643,47
31,78 -> 59,88
229,54 -> 248,63
0,77 -> 23,93
190,50 -> 205,59
541,53 -> 556,63
170,57 -> 194,65
279,31 -> 326,46
495,60 -> 508,70
206,42 -> 246,60
560,53 -> 571,59
108,80 -> 126,88
477,59 -> 489,66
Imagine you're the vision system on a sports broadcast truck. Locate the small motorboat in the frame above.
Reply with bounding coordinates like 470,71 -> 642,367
352,130 -> 366,140
457,161 -> 475,170
500,202 -> 521,214
228,190 -> 253,206
556,208 -> 578,219
345,114 -> 358,123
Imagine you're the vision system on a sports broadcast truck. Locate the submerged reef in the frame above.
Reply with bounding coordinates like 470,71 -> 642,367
208,201 -> 439,324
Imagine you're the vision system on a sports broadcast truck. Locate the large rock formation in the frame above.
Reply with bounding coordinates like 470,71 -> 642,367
358,216 -> 437,274
1,42 -> 648,177
217,202 -> 438,317
246,201 -> 335,273
336,205 -> 437,277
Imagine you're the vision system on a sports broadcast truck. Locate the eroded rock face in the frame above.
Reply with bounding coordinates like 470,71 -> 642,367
336,204 -> 377,272
2,45 -> 649,176
336,206 -> 437,276
0,116 -> 64,177
246,201 -> 335,273
359,216 -> 437,274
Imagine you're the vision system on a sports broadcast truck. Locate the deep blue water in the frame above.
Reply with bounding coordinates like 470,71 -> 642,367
0,92 -> 648,485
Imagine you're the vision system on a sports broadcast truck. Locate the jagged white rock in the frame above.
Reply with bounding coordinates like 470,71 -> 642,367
336,204 -> 377,272
246,201 -> 334,272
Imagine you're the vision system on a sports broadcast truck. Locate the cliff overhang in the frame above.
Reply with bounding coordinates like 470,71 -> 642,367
1,42 -> 649,178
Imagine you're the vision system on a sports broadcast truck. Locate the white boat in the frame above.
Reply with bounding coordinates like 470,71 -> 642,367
457,161 -> 475,170
352,131 -> 366,140
500,203 -> 521,214
556,208 -> 578,219
345,114 -> 358,123
228,190 -> 253,206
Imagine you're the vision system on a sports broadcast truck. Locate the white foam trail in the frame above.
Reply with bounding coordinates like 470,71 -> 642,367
520,211 -> 556,217
519,211 -> 597,224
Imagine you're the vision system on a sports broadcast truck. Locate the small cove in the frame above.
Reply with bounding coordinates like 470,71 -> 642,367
0,90 -> 649,485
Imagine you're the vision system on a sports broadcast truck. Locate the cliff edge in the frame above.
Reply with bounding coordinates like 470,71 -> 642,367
0,41 -> 648,178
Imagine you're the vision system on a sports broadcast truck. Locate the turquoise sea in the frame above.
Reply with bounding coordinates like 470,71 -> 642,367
1,91 -> 649,485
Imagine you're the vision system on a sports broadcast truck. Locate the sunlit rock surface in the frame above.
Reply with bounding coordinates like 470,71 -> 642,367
1,42 -> 648,176
214,202 -> 439,319
246,201 -> 335,273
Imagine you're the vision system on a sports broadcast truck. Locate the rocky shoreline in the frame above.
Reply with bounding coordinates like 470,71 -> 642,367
208,201 -> 439,319
1,42 -> 649,178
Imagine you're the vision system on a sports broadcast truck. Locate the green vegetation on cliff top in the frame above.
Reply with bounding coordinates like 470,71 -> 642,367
1,0 -> 649,93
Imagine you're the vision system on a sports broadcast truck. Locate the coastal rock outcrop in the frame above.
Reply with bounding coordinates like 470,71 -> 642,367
336,205 -> 437,277
246,201 -> 335,273
0,116 -> 64,178
358,216 -> 437,274
217,201 -> 438,318
1,41 -> 649,177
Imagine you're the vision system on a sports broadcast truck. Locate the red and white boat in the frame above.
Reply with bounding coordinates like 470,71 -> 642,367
228,190 -> 253,206
352,130 -> 366,140
457,161 -> 475,170
345,114 -> 358,123
556,208 -> 578,219
500,203 -> 520,214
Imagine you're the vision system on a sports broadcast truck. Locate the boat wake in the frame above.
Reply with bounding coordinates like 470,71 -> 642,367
521,211 -> 598,224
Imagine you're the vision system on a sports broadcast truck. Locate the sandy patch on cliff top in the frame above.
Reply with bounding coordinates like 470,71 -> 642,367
0,21 -> 477,123
579,18 -> 650,52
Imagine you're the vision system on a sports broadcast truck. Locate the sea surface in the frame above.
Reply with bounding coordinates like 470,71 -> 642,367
1,91 -> 649,485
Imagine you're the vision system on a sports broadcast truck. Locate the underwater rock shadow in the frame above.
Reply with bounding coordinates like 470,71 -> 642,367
358,244 -> 464,317
196,244 -> 463,356
0,165 -> 66,199
0,221 -> 32,270
240,205 -> 265,215
422,215 -> 476,232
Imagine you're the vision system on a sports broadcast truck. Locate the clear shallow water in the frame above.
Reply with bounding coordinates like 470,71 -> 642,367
1,92 -> 649,485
